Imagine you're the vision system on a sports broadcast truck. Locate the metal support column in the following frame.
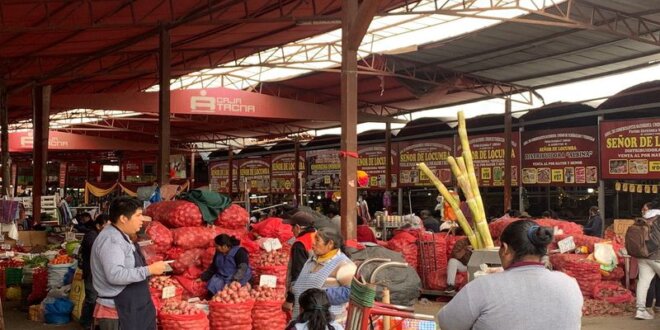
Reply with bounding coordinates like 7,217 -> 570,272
518,126 -> 524,213
294,139 -> 301,207
190,150 -> 196,186
33,85 -> 51,224
157,26 -> 171,186
0,84 -> 9,196
597,115 -> 605,236
503,98 -> 512,212
228,148 -> 234,197
385,122 -> 392,212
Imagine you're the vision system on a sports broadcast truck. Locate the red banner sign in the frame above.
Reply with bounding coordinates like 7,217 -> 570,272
358,145 -> 398,189
122,160 -> 143,178
238,158 -> 271,194
7,131 -> 156,152
209,161 -> 238,194
398,139 -> 453,187
306,149 -> 341,191
271,152 -> 304,194
59,162 -> 67,188
601,118 -> 660,180
456,133 -> 519,187
521,127 -> 598,185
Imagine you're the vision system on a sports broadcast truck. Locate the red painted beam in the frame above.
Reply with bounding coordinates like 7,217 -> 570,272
5,131 -> 157,152
10,87 -> 402,123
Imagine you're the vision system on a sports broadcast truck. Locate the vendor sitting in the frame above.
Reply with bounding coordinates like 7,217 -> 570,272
201,234 -> 252,295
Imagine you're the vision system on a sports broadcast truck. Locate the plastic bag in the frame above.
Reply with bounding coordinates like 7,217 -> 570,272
48,260 -> 78,289
43,297 -> 74,325
209,300 -> 254,330
8,222 -> 19,240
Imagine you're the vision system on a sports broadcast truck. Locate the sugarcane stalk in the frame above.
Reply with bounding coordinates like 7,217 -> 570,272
457,112 -> 494,248
417,162 -> 478,248
448,156 -> 486,248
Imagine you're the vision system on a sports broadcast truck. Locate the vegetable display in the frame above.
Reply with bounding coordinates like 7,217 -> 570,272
23,255 -> 49,268
50,255 -> 73,265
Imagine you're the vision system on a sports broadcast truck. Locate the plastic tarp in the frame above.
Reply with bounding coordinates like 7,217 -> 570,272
350,246 -> 421,306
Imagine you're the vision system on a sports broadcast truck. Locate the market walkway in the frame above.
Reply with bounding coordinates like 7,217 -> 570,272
3,300 -> 659,329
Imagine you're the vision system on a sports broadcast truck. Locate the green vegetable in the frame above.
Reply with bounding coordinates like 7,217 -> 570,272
22,255 -> 49,268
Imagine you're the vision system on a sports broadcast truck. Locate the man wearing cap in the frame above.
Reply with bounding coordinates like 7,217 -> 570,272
283,211 -> 317,313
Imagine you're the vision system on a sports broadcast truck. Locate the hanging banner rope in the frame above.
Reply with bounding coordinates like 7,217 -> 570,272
118,182 -> 138,197
84,181 -> 118,204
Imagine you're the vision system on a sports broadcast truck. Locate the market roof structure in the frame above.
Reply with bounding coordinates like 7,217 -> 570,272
5,0 -> 660,150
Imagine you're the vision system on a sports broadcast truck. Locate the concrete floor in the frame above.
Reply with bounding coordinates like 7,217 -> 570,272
3,300 -> 659,329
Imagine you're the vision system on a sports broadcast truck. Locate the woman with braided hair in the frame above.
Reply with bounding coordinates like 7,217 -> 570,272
436,220 -> 583,330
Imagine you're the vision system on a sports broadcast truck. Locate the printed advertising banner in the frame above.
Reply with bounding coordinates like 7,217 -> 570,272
238,158 -> 271,194
398,139 -> 453,187
306,149 -> 341,191
601,118 -> 660,180
271,152 -> 305,194
521,127 -> 598,185
457,133 -> 520,187
358,145 -> 398,189
209,161 -> 239,194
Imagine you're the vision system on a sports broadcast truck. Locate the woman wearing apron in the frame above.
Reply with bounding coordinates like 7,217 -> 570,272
201,234 -> 252,295
292,226 -> 357,325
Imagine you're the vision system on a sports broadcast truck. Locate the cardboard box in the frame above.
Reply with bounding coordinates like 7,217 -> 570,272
613,219 -> 635,237
2,231 -> 48,248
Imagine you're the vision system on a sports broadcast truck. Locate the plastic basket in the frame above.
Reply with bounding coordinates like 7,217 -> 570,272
6,267 -> 23,286
403,319 -> 436,330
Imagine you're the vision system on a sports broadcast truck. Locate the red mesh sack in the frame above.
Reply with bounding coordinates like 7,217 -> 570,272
173,227 -> 216,249
166,247 -> 185,261
417,233 -> 448,278
27,267 -> 48,304
209,301 -> 255,330
215,204 -> 249,230
535,218 -> 583,236
582,298 -> 635,316
172,249 -> 204,275
145,221 -> 173,253
488,217 -> 521,239
159,301 -> 210,330
174,275 -> 208,299
551,254 -> 601,298
425,269 -> 447,290
145,200 -> 203,228
201,247 -> 216,269
592,282 -> 634,304
251,287 -> 286,330
387,232 -> 418,269
251,217 -> 293,242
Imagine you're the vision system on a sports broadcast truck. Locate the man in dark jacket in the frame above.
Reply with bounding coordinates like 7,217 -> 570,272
283,211 -> 316,312
420,209 -> 440,233
583,206 -> 603,237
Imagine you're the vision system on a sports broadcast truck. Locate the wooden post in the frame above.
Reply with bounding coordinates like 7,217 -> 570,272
157,26 -> 171,186
294,139 -> 301,207
340,0 -> 359,240
33,85 -> 51,224
228,148 -> 234,197
0,84 -> 9,196
190,150 -> 196,185
383,288 -> 391,330
503,98 -> 512,213
597,115 -> 605,236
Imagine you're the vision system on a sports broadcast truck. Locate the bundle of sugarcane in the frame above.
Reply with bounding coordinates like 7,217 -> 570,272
417,110 -> 494,249
417,163 -> 478,249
